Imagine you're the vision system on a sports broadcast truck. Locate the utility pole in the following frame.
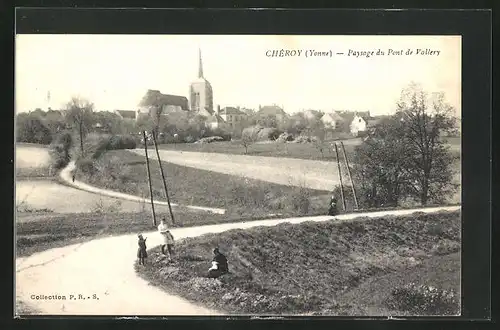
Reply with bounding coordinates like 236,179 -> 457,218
151,132 -> 176,225
142,131 -> 157,227
341,141 -> 359,209
334,143 -> 347,211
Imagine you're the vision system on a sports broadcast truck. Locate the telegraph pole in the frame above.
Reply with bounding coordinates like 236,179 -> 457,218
151,132 -> 176,225
334,143 -> 347,211
142,131 -> 157,226
340,141 -> 359,209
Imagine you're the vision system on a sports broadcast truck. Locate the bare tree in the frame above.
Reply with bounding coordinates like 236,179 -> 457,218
241,128 -> 258,154
396,82 -> 458,205
64,97 -> 95,155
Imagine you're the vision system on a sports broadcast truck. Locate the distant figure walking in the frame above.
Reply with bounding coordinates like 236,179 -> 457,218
72,172 -> 76,182
328,196 -> 338,216
158,218 -> 175,259
137,234 -> 148,265
208,247 -> 229,279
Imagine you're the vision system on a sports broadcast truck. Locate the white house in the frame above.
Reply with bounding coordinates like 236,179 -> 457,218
350,115 -> 368,136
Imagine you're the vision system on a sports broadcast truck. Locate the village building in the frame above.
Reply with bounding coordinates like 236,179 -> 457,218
189,49 -> 214,116
349,111 -> 373,136
320,112 -> 344,129
136,90 -> 189,121
218,106 -> 247,129
303,109 -> 323,121
257,104 -> 288,122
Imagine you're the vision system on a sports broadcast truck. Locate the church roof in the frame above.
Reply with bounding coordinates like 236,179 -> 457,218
139,90 -> 189,110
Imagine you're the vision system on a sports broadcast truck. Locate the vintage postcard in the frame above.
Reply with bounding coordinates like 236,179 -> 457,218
15,34 -> 461,317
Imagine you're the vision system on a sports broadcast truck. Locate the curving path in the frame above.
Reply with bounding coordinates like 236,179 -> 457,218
16,205 -> 460,316
60,162 -> 226,214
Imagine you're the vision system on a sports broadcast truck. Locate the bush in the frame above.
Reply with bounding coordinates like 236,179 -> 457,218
276,132 -> 294,142
293,135 -> 319,143
79,133 -> 137,160
386,283 -> 459,315
257,127 -> 282,141
48,131 -> 73,170
108,134 -> 136,150
76,158 -> 96,175
208,128 -> 232,141
242,126 -> 263,140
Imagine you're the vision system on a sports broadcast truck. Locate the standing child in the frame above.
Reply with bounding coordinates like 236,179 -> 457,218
137,234 -> 148,265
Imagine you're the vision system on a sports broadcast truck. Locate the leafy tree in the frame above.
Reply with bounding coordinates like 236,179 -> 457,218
64,97 -> 95,155
16,113 -> 52,144
353,117 -> 410,207
352,83 -> 458,207
396,83 -> 458,205
138,89 -> 164,137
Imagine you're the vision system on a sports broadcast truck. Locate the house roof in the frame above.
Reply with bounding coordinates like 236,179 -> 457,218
220,107 -> 246,115
258,105 -> 287,116
321,112 -> 343,121
114,110 -> 136,119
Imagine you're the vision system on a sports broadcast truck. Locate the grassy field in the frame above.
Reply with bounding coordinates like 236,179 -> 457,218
77,150 -> 332,218
158,137 -> 461,161
158,139 -> 358,161
136,210 -> 460,315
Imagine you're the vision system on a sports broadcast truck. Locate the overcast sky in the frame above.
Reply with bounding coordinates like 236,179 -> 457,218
15,34 -> 461,116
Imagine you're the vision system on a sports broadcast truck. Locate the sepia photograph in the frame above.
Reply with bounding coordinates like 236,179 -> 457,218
15,34 -> 462,317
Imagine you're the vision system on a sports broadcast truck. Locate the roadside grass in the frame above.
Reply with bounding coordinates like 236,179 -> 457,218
136,210 -> 460,315
76,150 -> 331,218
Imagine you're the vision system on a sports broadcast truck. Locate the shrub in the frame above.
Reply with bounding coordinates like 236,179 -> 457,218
276,132 -> 294,142
48,131 -> 73,170
108,134 -> 136,150
386,283 -> 459,315
76,158 -> 96,175
284,186 -> 312,213
208,128 -> 232,141
257,127 -> 282,141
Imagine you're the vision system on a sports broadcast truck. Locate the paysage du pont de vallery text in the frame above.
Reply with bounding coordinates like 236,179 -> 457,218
265,48 -> 441,58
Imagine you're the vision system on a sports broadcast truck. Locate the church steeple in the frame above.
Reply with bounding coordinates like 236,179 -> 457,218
198,48 -> 204,78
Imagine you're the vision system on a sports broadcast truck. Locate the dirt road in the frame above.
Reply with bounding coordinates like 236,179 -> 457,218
16,205 -> 460,316
132,149 -> 339,191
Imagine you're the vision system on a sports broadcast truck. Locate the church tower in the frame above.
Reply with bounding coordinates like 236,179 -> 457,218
189,49 -> 214,116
